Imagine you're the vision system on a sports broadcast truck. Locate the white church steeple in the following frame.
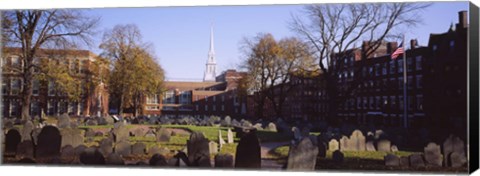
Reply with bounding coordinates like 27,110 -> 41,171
204,24 -> 217,82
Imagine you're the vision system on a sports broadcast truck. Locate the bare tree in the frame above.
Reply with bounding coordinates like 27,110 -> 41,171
2,10 -> 99,121
290,2 -> 431,125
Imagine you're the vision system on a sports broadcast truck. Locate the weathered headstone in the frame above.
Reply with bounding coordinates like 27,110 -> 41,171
113,124 -> 129,143
16,140 -> 34,159
292,127 -> 302,140
449,151 -> 467,167
36,126 -> 62,159
132,142 -> 146,155
391,145 -> 399,152
399,156 -> 410,167
57,113 -> 71,129
60,128 -> 84,148
409,154 -> 425,167
349,130 -> 366,151
79,147 -> 105,165
227,128 -> 234,144
328,139 -> 339,151
99,138 -> 114,156
218,130 -> 226,148
21,121 -> 34,142
5,128 -> 21,155
339,136 -> 350,151
86,119 -> 97,126
105,153 -> 124,165
187,132 -> 211,167
253,123 -> 263,130
443,135 -> 466,167
74,145 -> 87,157
60,145 -> 75,163
376,139 -> 391,152
149,154 -> 168,166
156,127 -> 171,142
133,128 -> 146,137
114,141 -> 131,156
366,141 -> 376,151
332,150 -> 344,163
85,128 -> 95,138
145,129 -> 156,138
384,154 -> 400,166
287,137 -> 319,171
235,132 -> 261,168
266,122 -> 277,132
424,142 -> 442,167
214,153 -> 234,168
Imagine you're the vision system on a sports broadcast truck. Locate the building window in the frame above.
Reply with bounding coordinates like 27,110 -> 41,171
397,59 -> 403,73
449,40 -> 455,48
59,101 -> 67,114
408,96 -> 414,110
375,63 -> 381,76
416,75 -> 423,89
416,95 -> 423,111
375,96 -> 381,110
389,61 -> 396,74
179,91 -> 191,105
47,101 -> 55,115
432,45 -> 438,51
205,96 -> 208,102
48,80 -> 55,96
2,78 -> 8,95
399,96 -> 404,109
221,105 -> 224,111
390,96 -> 396,109
382,63 -> 387,75
146,106 -> 160,110
33,57 -> 41,73
10,101 -> 20,117
11,56 -> 22,70
407,57 -> 413,72
407,76 -> 413,90
415,56 -> 422,70
32,79 -> 40,96
162,90 -> 175,104
147,95 -> 160,104
205,105 -> 208,111
11,78 -> 22,95
213,105 -> 216,111
369,97 -> 374,109
213,95 -> 216,102
221,95 -> 225,102
68,102 -> 78,115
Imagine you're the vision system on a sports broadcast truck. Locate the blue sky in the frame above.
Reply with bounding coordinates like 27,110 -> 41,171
86,2 -> 469,81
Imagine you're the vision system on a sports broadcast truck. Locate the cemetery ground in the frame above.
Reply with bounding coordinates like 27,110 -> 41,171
2,116 -> 468,173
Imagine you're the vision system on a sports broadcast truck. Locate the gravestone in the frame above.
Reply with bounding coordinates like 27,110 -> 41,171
186,132 -> 211,167
223,116 -> 232,127
235,132 -> 261,168
60,145 -> 75,163
145,129 -> 156,138
424,142 -> 442,167
133,128 -> 146,137
366,141 -> 376,151
156,127 -> 171,142
332,150 -> 344,163
287,137 -> 319,171
391,145 -> 399,152
449,151 -> 467,167
106,153 -> 124,165
328,139 -> 339,151
132,142 -> 146,155
349,130 -> 366,151
377,139 -> 391,152
148,146 -> 160,155
74,145 -> 87,157
99,138 -> 114,156
57,113 -> 70,129
16,140 -> 34,159
60,128 -> 84,148
209,141 -> 219,155
443,135 -> 466,167
266,122 -> 277,132
31,128 -> 42,145
149,154 -> 168,166
339,136 -> 350,151
399,156 -> 410,167
113,124 -> 129,143
21,120 -> 34,142
317,141 -> 327,158
409,154 -> 425,167
292,127 -> 302,140
36,126 -> 62,159
218,130 -> 226,148
114,141 -> 132,156
253,123 -> 263,130
79,147 -> 105,165
227,128 -> 234,144
5,128 -> 21,155
384,154 -> 400,166
86,119 -> 97,126
214,153 -> 234,168
95,131 -> 104,137
85,128 -> 95,138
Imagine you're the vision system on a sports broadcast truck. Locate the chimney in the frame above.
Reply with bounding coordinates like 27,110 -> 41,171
410,39 -> 418,49
387,42 -> 393,54
458,11 -> 468,28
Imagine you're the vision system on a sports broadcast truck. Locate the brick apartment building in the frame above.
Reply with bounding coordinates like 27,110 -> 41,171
1,47 -> 109,118
250,11 -> 468,130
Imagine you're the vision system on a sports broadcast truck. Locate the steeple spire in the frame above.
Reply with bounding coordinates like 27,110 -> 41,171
209,23 -> 215,56
204,23 -> 217,82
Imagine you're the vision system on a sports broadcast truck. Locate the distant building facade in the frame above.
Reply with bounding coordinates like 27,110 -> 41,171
1,47 -> 109,118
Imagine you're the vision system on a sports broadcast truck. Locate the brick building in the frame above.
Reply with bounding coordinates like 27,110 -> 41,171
1,47 -> 109,118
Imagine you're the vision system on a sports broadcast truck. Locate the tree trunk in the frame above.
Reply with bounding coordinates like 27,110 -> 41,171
20,52 -> 34,122
119,93 -> 124,116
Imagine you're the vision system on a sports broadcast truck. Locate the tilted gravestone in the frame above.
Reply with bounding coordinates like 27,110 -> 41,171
339,136 -> 350,151
443,135 -> 466,167
328,139 -> 339,151
99,138 -> 114,156
60,128 -> 84,148
16,140 -> 34,159
349,130 -> 366,151
332,150 -> 344,163
409,154 -> 425,167
21,120 -> 34,142
156,127 -> 171,142
235,131 -> 261,168
376,139 -> 391,152
227,128 -> 234,144
287,137 -> 319,171
366,141 -> 376,151
79,147 -> 105,165
132,142 -> 146,155
114,141 -> 132,156
187,132 -> 211,167
424,142 -> 442,167
36,126 -> 62,159
5,128 -> 21,155
214,153 -> 234,168
384,154 -> 400,167
57,113 -> 71,129
209,141 -> 219,155
106,153 -> 125,165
